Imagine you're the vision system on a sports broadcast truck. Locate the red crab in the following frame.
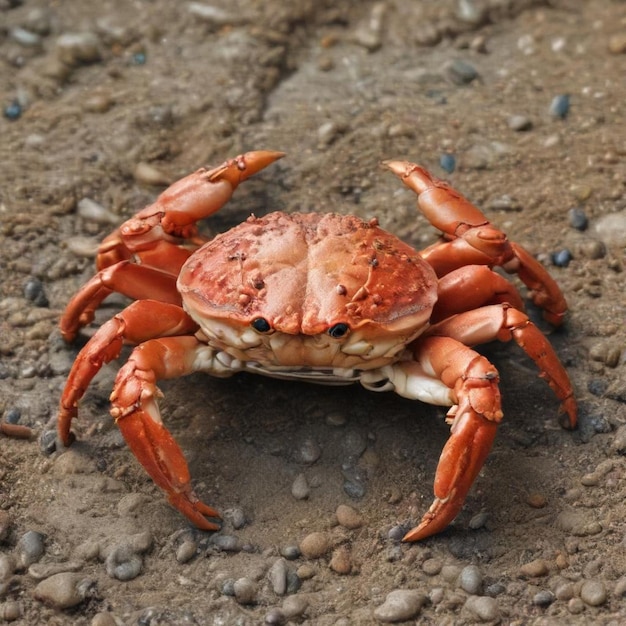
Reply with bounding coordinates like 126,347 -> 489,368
55,151 -> 576,541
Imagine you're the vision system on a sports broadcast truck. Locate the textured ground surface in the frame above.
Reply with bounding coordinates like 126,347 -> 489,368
1,1 -> 626,624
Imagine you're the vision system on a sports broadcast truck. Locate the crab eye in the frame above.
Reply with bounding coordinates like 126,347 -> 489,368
251,317 -> 272,333
328,322 -> 350,339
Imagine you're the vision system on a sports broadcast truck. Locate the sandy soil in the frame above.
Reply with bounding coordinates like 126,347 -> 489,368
1,0 -> 625,624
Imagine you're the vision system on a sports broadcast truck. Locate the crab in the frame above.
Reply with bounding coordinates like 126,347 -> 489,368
55,151 -> 576,541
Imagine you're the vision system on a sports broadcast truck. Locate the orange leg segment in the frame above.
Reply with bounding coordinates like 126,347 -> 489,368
58,301 -> 198,446
109,336 -> 222,530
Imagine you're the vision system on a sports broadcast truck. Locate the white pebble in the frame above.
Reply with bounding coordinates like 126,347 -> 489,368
33,573 -> 92,609
268,558 -> 288,595
580,579 -> 607,606
373,589 -> 426,622
291,473 -> 310,500
459,565 -> 483,594
464,595 -> 500,622
77,197 -> 119,225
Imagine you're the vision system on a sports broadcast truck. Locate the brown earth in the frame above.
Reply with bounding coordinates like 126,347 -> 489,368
1,1 -> 625,624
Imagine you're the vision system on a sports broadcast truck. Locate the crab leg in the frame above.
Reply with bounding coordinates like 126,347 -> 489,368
109,336 -> 228,530
429,304 -> 577,428
383,161 -> 567,326
395,337 -> 502,542
58,300 -> 199,446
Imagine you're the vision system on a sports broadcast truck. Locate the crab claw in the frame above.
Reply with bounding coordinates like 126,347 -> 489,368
403,408 -> 498,542
209,150 -> 286,186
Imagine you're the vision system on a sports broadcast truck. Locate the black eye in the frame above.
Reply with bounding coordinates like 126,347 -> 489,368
328,322 -> 350,338
251,317 -> 272,333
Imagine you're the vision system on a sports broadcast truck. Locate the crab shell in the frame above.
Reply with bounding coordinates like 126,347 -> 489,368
178,212 -> 439,369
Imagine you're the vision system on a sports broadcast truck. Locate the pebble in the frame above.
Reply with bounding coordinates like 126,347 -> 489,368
187,2 -> 247,26
549,94 -> 570,119
464,595 -> 500,622
468,510 -> 488,529
264,608 -> 286,625
317,121 -> 346,148
373,589 -> 426,622
175,540 -> 197,564
551,249 -> 573,267
580,239 -> 606,260
280,544 -> 300,560
556,510 -> 602,536
422,558 -> 443,576
282,594 -> 308,619
594,211 -> 626,247
526,493 -> 547,508
233,577 -> 257,605
56,32 -> 102,65
295,438 -> 321,464
580,579 -> 607,606
268,558 -> 288,595
519,559 -> 549,578
28,561 -> 82,580
0,555 -> 16,581
23,277 -> 48,307
614,576 -> 626,597
105,545 -> 143,581
0,601 -> 22,621
16,530 -> 45,569
291,473 -> 310,500
3,101 -> 22,121
608,33 -> 626,54
210,534 -> 241,552
91,613 -> 118,626
444,59 -> 479,85
82,93 -> 114,114
329,545 -> 352,575
458,565 -> 483,594
335,504 -> 363,530
343,475 -> 367,499
533,590 -> 555,606
568,207 -> 588,231
439,153 -> 456,173
299,532 -> 330,559
342,429 -> 367,459
133,162 -> 171,187
33,572 -> 92,609
77,197 -> 119,225
325,411 -> 347,427
66,236 -> 100,258
224,507 -> 246,530
507,115 -> 532,131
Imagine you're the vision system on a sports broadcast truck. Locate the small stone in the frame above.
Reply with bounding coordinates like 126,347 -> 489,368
464,595 -> 500,622
468,510 -> 488,529
519,559 -> 549,577
549,94 -> 570,119
211,534 -> 241,552
175,540 -> 197,564
56,32 -> 101,65
373,589 -> 426,622
82,93 -> 114,113
329,546 -> 352,575
317,121 -> 346,148
16,530 -> 45,568
608,33 -> 626,54
268,558 -> 288,595
0,511 -> 11,542
336,504 -> 363,530
33,573 -> 92,609
614,576 -> 626,597
439,153 -> 456,173
594,211 -> 626,247
224,507 -> 246,530
325,411 -> 347,427
233,577 -> 257,605
459,565 -> 483,594
526,493 -> 547,508
422,558 -> 442,576
28,561 -> 82,580
568,207 -> 588,231
551,249 -> 573,267
568,597 -> 585,614
264,608 -> 286,625
133,162 -> 171,187
291,473 -> 310,500
279,545 -> 300,560
0,555 -> 16,581
0,600 -> 22,622
77,197 -> 118,225
91,613 -> 118,626
295,438 -> 322,464
444,59 -> 479,85
105,545 -> 142,581
555,582 -> 575,600
281,594 -> 308,619
612,425 -> 626,455
580,579 -> 607,606
533,590 -> 555,606
508,115 -> 532,131
580,240 -> 606,260
299,532 -> 330,559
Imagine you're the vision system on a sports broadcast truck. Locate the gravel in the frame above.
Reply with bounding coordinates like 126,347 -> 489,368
33,572 -> 93,609
373,589 -> 427,622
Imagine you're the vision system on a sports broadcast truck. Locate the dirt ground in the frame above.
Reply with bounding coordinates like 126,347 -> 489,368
1,0 -> 625,624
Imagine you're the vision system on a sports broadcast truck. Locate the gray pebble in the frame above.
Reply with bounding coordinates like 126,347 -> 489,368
422,558 -> 443,576
594,211 -> 626,247
33,572 -> 92,609
105,545 -> 142,581
549,94 -> 570,119
268,558 -> 288,595
580,579 -> 607,606
10,26 -> 42,47
533,590 -> 555,606
0,555 -> 16,581
56,32 -> 102,65
264,608 -> 286,625
317,121 -> 346,148
568,207 -> 588,231
468,510 -> 488,530
386,524 -> 405,542
464,595 -> 500,622
16,530 -> 45,568
373,589 -> 426,622
233,577 -> 257,605
77,197 -> 118,225
279,544 -> 300,560
444,59 -> 479,85
281,594 -> 308,619
341,429 -> 367,459
556,510 -> 602,536
224,507 -> 247,529
210,534 -> 241,552
23,278 -> 48,307
459,565 -> 483,594
291,473 -> 310,500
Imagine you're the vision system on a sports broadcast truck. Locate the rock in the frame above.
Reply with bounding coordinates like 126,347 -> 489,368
299,532 -> 330,559
519,559 -> 549,578
336,504 -> 363,530
374,589 -> 426,622
233,577 -> 257,605
459,565 -> 483,594
175,540 -> 197,564
16,530 -> 45,569
56,32 -> 101,65
580,579 -> 607,606
594,211 -> 626,247
0,511 -> 10,542
291,473 -> 310,500
329,546 -> 352,575
33,572 -> 92,609
464,595 -> 500,622
608,33 -> 626,54
268,558 -> 288,595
